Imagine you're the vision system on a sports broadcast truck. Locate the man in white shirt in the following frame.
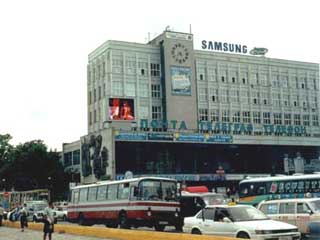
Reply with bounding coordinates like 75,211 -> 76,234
43,202 -> 55,240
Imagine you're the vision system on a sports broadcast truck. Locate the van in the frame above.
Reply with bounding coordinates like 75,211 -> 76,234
257,198 -> 320,236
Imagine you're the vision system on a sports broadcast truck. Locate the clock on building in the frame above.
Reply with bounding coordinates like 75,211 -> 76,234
171,43 -> 189,64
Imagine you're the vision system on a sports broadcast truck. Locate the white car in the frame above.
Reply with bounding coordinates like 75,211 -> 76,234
183,204 -> 301,239
53,206 -> 68,221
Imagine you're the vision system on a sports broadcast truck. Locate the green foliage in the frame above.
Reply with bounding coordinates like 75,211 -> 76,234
0,135 -> 69,201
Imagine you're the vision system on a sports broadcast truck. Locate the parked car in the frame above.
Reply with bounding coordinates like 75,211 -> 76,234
257,198 -> 320,236
53,206 -> 67,221
183,204 -> 301,239
32,210 -> 57,223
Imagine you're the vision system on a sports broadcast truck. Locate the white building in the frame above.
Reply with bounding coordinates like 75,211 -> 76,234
63,29 -> 320,185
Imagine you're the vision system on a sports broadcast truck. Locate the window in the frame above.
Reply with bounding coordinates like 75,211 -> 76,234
94,89 -> 97,102
272,93 -> 281,107
297,203 -> 311,214
221,110 -> 230,122
312,115 -> 319,126
199,74 -> 204,81
125,82 -> 136,97
102,62 -> 105,77
279,202 -> 295,214
198,208 -> 215,220
103,83 -> 106,97
98,86 -> 101,100
243,111 -> 251,123
139,106 -> 149,119
112,81 -> 122,96
139,83 -> 149,97
89,112 -> 92,125
88,187 -> 97,201
294,114 -> 301,125
94,109 -> 97,123
283,94 -> 290,107
118,183 -> 129,199
230,89 -> 240,103
152,106 -> 162,120
263,112 -> 271,124
220,70 -> 227,83
208,68 -> 217,81
241,90 -> 250,104
199,109 -> 208,121
64,152 -> 72,167
260,203 -> 278,215
274,113 -> 282,125
284,113 -> 291,125
73,150 -> 80,165
260,73 -> 268,86
252,91 -> 260,105
220,89 -> 229,103
232,111 -> 241,123
88,91 -> 92,105
151,84 -> 161,98
261,92 -> 268,105
199,88 -> 208,102
97,185 -> 107,201
210,88 -> 218,102
79,188 -> 88,202
107,184 -> 118,200
303,115 -> 310,126
72,190 -> 79,204
253,112 -> 261,124
210,109 -> 219,122
150,63 -> 160,77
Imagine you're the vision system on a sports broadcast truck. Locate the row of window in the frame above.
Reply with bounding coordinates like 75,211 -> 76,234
198,109 -> 320,126
88,62 -> 161,82
73,183 -> 130,203
198,88 -> 318,109
197,70 -> 318,90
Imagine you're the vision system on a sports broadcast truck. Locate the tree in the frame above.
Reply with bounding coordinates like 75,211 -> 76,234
0,134 -> 14,189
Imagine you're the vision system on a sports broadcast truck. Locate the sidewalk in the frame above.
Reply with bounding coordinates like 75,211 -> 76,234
0,226 -> 106,240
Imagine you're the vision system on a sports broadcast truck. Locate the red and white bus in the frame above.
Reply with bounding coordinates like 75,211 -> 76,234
67,177 -> 181,231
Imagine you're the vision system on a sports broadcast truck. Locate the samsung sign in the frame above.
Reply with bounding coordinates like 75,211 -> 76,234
202,40 -> 248,54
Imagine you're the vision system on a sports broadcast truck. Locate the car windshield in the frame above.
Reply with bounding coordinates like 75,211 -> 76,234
34,204 -> 48,211
228,206 -> 269,222
309,199 -> 320,213
202,194 -> 227,205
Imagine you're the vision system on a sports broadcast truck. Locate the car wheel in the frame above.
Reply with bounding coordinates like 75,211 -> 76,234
78,213 -> 86,226
191,229 -> 202,235
154,224 -> 165,231
237,232 -> 250,239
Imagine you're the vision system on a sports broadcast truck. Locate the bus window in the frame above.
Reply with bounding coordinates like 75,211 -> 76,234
79,188 -> 88,202
88,187 -> 97,201
162,181 -> 177,201
97,185 -> 107,201
139,180 -> 161,201
118,183 -> 129,199
107,184 -> 118,200
73,190 -> 79,204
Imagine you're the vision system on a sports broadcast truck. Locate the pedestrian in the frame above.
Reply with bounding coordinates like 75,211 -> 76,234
19,203 -> 28,232
43,201 -> 55,240
0,204 -> 4,226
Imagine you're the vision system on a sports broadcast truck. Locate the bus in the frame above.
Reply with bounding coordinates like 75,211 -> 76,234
238,174 -> 320,206
67,177 -> 181,231
0,189 -> 50,211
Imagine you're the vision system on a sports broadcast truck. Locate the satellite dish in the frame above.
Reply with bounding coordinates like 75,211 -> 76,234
124,171 -> 133,179
249,47 -> 268,56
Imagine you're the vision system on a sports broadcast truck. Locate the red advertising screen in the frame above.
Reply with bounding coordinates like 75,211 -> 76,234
109,98 -> 135,120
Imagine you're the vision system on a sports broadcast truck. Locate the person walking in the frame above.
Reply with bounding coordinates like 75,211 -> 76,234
19,203 -> 28,232
0,204 -> 4,226
43,201 -> 55,240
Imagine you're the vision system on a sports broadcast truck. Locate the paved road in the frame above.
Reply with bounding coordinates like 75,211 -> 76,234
0,226 -> 112,240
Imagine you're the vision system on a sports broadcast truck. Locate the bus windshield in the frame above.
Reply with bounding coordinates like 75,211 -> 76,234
138,180 -> 177,201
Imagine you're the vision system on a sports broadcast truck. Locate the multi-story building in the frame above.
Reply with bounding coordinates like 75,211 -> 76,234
63,29 -> 320,186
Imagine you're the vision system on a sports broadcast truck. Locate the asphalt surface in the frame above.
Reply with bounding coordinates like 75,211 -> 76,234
0,226 -> 112,240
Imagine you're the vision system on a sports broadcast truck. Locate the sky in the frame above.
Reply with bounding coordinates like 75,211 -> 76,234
0,0 -> 319,151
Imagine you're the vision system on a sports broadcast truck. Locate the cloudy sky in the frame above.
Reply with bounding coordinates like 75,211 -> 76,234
0,0 -> 319,151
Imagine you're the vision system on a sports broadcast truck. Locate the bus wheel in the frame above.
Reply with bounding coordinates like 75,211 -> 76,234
154,224 -> 165,231
191,228 -> 202,235
119,213 -> 130,229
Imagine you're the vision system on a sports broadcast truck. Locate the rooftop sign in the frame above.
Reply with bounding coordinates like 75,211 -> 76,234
201,40 -> 248,54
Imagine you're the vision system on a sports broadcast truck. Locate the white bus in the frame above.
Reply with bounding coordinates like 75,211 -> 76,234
238,173 -> 320,205
67,177 -> 181,231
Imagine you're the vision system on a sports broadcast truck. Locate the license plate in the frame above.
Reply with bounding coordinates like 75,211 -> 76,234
279,237 -> 292,240
159,221 -> 168,225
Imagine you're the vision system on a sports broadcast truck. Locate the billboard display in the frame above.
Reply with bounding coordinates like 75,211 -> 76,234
109,98 -> 135,120
170,66 -> 192,95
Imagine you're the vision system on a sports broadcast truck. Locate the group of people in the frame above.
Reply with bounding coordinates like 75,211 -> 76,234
0,201 -> 55,240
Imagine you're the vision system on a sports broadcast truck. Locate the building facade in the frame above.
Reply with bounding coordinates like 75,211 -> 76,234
63,29 -> 320,185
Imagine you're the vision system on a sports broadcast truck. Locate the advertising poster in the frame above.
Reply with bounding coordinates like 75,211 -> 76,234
109,98 -> 135,120
171,66 -> 192,95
